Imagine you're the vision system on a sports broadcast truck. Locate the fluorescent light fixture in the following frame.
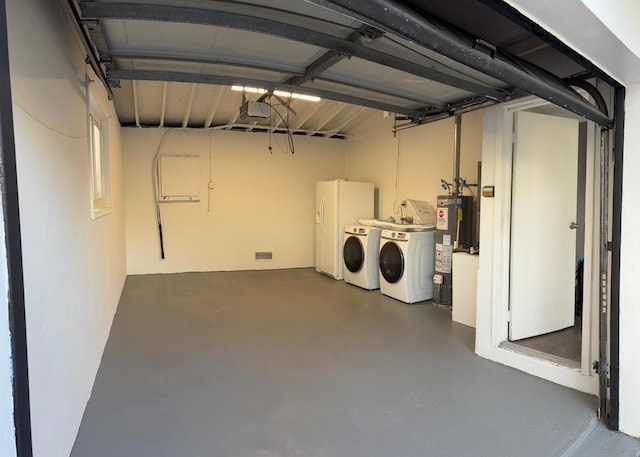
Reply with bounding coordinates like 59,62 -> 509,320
231,86 -> 320,102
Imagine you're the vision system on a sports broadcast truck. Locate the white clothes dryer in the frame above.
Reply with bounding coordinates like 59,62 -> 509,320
378,229 -> 436,303
343,225 -> 382,290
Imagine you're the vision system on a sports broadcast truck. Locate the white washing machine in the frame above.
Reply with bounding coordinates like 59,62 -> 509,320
378,229 -> 436,303
343,225 -> 382,290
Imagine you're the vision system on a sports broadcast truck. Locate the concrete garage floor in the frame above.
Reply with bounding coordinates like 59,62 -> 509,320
71,269 -> 640,457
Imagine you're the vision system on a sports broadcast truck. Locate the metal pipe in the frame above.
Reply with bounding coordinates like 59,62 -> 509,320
453,114 -> 462,196
308,0 -> 612,126
568,79 -> 609,118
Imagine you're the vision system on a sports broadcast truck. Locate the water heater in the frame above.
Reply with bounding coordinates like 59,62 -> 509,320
433,195 -> 473,307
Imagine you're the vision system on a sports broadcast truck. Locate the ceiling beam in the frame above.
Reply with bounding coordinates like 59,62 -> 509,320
107,69 -> 429,119
182,83 -> 196,128
159,81 -> 167,127
109,51 -> 445,107
132,80 -> 140,127
293,103 -> 324,130
307,0 -> 612,126
309,104 -> 348,135
79,1 -> 508,100
204,86 -> 224,128
327,106 -> 366,136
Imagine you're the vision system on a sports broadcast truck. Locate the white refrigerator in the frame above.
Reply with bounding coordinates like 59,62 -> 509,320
315,180 -> 374,279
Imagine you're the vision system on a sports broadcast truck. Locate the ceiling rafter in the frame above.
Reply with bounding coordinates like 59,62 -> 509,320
329,106 -> 367,135
159,81 -> 167,127
310,104 -> 349,135
79,1 -> 508,100
132,80 -> 140,127
107,69 -> 429,119
293,103 -> 324,130
182,83 -> 197,128
204,86 -> 224,128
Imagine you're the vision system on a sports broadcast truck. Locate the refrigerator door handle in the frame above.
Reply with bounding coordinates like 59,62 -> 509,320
321,199 -> 326,233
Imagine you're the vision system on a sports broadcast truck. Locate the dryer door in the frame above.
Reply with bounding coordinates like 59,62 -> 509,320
379,241 -> 404,283
343,235 -> 365,273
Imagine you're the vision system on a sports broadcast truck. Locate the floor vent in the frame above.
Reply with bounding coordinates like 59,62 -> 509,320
255,251 -> 273,261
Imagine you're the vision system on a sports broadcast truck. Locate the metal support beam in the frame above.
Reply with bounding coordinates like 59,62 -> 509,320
108,51 -> 445,107
282,24 -> 379,87
307,0 -> 612,126
609,85 -> 625,430
82,20 -> 113,68
107,69 -> 429,119
63,0 -> 113,99
79,1 -> 508,100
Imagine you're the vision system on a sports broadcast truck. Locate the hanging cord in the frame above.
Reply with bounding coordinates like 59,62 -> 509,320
263,99 -> 295,154
392,131 -> 402,215
152,128 -> 178,259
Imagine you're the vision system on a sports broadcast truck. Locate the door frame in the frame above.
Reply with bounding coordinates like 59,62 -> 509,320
0,1 -> 33,455
476,95 -> 600,394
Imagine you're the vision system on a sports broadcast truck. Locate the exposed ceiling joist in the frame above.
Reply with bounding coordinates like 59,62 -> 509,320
107,69 -> 429,119
204,86 -> 223,129
132,80 -> 140,127
308,0 -> 612,126
79,1 -> 509,100
293,103 -> 324,130
182,83 -> 196,128
159,81 -> 167,127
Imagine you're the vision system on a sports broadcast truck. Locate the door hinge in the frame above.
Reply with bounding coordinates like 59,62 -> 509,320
607,241 -> 613,251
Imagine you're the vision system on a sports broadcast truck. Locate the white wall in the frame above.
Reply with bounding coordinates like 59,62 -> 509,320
580,0 -> 640,57
124,128 -> 346,274
346,112 -> 482,220
6,0 -> 127,456
618,84 -> 640,436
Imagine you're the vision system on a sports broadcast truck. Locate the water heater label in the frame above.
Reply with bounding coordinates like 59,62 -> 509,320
437,207 -> 449,230
435,243 -> 452,273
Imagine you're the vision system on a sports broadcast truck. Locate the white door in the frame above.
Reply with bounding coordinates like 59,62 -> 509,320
509,111 -> 579,341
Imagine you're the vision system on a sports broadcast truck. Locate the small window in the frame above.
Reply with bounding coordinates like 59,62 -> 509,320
88,95 -> 111,219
